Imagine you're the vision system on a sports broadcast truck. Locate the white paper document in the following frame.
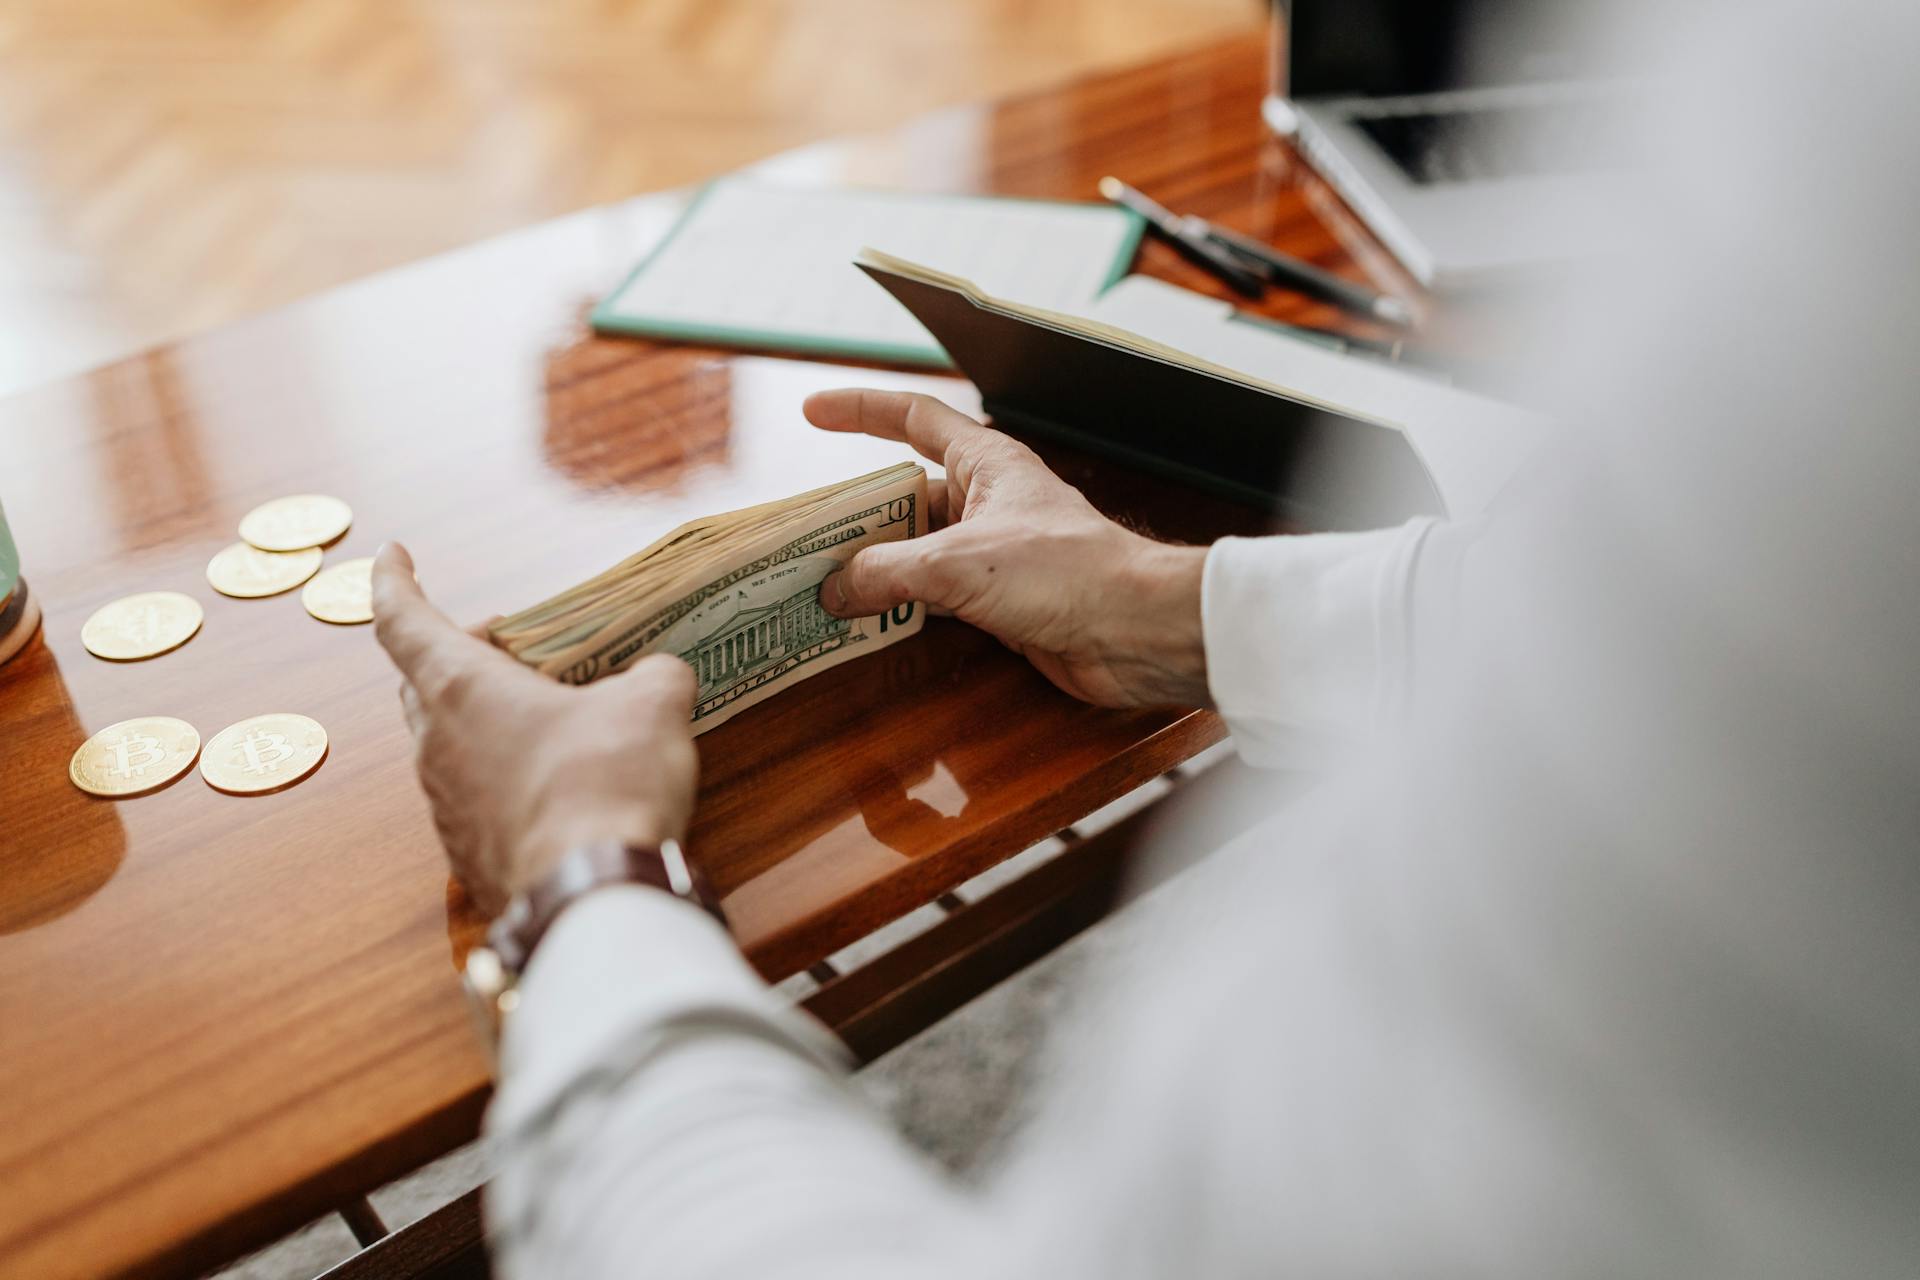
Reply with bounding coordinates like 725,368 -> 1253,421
593,180 -> 1144,365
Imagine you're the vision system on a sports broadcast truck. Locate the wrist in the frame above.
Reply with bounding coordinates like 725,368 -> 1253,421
1109,539 -> 1209,706
517,800 -> 683,897
466,835 -> 726,1046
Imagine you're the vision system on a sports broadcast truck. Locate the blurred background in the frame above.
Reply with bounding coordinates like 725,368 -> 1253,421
0,0 -> 1262,399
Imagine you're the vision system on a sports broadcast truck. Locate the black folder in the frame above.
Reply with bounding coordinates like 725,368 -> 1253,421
858,251 -> 1444,531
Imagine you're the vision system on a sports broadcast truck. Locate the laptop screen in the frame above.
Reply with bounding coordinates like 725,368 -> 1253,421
1289,0 -> 1587,98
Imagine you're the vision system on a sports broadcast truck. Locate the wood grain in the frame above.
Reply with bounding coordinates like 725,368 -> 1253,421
0,33 -> 1415,1280
0,0 -> 1262,398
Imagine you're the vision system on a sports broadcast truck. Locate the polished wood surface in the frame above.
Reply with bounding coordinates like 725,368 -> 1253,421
0,0 -> 1260,398
802,757 -> 1268,1067
0,34 -> 1411,1280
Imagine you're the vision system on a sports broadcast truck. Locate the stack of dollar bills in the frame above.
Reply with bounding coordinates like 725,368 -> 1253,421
492,462 -> 928,733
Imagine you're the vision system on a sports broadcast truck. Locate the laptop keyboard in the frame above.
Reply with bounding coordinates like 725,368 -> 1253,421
1356,100 -> 1623,185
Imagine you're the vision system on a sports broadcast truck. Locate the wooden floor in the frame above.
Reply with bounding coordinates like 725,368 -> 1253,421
0,0 -> 1261,397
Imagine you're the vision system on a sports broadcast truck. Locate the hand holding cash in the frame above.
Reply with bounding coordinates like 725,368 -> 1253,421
371,543 -> 700,912
803,389 -> 1209,710
371,391 -> 1210,903
489,390 -> 1211,718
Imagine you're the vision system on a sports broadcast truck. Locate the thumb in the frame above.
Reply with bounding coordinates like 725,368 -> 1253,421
371,541 -> 465,683
615,652 -> 698,717
820,538 -> 941,618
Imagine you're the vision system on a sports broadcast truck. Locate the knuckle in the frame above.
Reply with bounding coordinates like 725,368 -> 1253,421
996,437 -> 1041,467
903,393 -> 960,437
852,551 -> 904,605
902,545 -> 956,598
372,608 -> 402,649
974,435 -> 1031,474
843,551 -> 879,589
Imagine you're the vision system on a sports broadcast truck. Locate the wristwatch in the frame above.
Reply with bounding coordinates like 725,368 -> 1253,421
461,837 -> 724,1053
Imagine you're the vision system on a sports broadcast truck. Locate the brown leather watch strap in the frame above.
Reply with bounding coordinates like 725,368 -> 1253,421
487,838 -> 723,972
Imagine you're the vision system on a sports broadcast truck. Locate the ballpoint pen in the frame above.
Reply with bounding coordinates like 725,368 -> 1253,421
1100,176 -> 1416,329
1098,176 -> 1267,298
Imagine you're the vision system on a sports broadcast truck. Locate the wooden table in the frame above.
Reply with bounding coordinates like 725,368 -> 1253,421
0,33 -> 1416,1280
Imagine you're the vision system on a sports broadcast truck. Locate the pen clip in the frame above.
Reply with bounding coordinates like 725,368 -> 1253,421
1203,228 -> 1281,274
1168,217 -> 1266,298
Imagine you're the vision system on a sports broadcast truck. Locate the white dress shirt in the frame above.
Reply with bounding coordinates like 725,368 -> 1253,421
485,5 -> 1920,1275
486,517 -> 1438,1280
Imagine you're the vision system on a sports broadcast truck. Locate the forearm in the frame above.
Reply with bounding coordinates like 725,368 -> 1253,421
487,889 -> 985,1280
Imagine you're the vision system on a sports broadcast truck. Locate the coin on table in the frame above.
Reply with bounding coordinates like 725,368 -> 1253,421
69,716 -> 201,798
302,556 -> 375,624
199,712 -> 329,794
238,494 -> 352,552
80,591 -> 204,660
205,541 -> 324,598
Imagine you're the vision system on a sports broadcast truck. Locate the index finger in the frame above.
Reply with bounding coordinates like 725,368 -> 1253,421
802,389 -> 997,466
371,542 -> 479,684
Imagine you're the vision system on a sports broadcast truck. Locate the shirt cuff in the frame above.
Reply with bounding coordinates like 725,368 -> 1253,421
490,885 -> 849,1137
1201,521 -> 1434,768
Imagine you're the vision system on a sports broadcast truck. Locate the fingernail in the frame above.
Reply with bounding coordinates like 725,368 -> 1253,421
819,572 -> 846,616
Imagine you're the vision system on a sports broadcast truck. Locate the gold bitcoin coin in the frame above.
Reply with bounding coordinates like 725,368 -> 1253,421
238,494 -> 352,552
69,716 -> 201,798
302,556 -> 375,624
206,541 -> 323,598
80,591 -> 204,660
199,712 -> 329,795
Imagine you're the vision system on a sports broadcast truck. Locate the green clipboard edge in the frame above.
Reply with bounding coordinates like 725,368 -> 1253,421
588,180 -> 1148,369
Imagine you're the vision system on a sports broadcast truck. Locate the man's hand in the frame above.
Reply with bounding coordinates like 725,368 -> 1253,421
804,389 -> 1209,709
371,543 -> 700,915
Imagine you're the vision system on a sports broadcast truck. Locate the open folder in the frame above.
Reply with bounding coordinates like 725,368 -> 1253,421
856,249 -> 1538,529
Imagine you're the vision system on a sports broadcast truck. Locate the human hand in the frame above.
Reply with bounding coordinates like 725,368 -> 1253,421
803,389 -> 1209,709
371,543 -> 700,915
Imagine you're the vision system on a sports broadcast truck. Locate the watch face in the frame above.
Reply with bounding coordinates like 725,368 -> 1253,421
465,945 -> 507,998
462,946 -> 512,1061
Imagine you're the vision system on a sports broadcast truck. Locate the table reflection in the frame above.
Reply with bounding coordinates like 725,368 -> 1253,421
0,644 -> 128,934
542,342 -> 735,492
88,352 -> 215,554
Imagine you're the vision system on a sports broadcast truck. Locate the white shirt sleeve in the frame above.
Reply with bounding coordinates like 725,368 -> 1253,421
1201,519 -> 1441,768
486,887 -> 982,1280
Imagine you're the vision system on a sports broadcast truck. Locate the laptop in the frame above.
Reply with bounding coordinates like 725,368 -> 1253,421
1276,0 -> 1626,290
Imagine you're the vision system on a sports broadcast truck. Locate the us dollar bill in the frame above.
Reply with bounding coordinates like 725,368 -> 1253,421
500,465 -> 928,735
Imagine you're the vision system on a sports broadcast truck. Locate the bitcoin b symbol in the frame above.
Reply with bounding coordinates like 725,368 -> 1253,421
235,729 -> 294,775
197,714 -> 326,794
106,732 -> 165,779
